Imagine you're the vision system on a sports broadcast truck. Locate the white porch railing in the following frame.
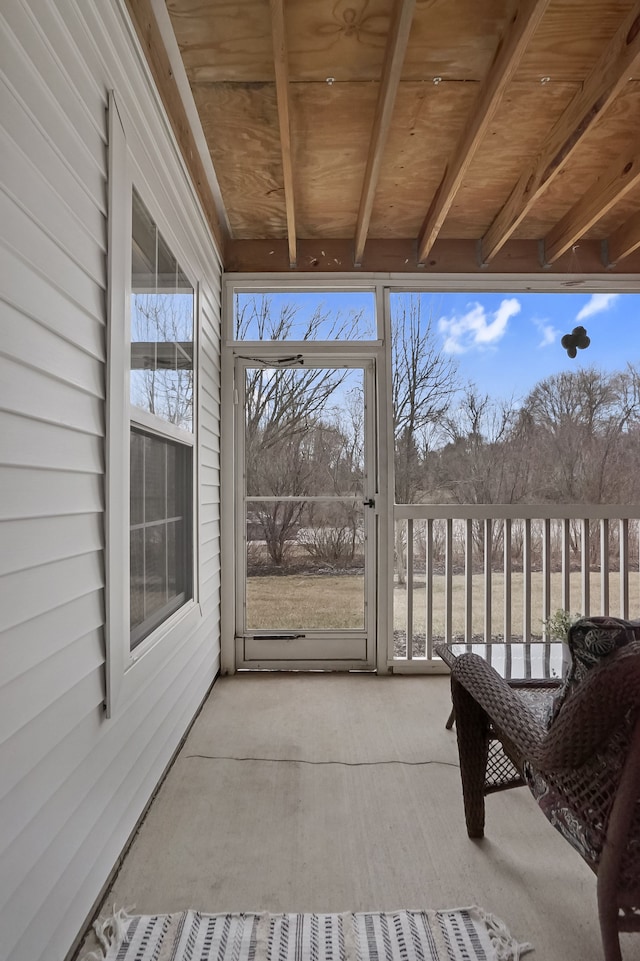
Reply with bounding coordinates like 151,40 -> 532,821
392,504 -> 640,664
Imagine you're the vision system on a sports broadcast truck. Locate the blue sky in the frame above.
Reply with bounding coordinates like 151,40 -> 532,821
236,289 -> 639,403
403,291 -> 640,402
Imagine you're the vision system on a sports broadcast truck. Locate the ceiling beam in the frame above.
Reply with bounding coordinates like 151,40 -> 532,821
481,2 -> 640,264
225,236 -> 640,275
417,0 -> 551,265
607,209 -> 640,264
354,0 -> 416,266
124,0 -> 228,257
544,140 -> 640,264
270,0 -> 297,267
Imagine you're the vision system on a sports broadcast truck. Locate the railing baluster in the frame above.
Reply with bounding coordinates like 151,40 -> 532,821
562,518 -> 571,614
543,517 -> 551,636
544,637 -> 551,677
465,518 -> 473,643
445,518 -> 453,643
484,518 -> 492,645
504,518 -> 512,645
600,518 -> 609,615
426,518 -> 433,660
620,517 -> 629,619
582,518 -> 590,615
406,518 -> 413,660
523,518 -> 532,643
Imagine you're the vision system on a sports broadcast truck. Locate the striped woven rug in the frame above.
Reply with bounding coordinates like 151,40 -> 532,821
84,908 -> 533,961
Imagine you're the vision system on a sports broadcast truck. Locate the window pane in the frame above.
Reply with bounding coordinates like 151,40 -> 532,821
389,290 -> 640,506
246,499 -> 365,630
131,189 -> 194,431
130,430 -> 144,526
244,366 -> 365,498
130,529 -> 144,631
167,521 -> 179,595
166,442 -> 184,520
130,428 -> 192,649
144,526 -> 167,620
144,433 -> 166,522
234,291 -> 377,340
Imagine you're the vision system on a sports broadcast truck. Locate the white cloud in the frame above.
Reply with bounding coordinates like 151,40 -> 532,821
532,318 -> 557,347
576,293 -> 619,321
438,298 -> 521,354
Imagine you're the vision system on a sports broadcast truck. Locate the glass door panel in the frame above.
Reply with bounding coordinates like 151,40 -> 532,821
246,499 -> 365,631
237,361 -> 375,667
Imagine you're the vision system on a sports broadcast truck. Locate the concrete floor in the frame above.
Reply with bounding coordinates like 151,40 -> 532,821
76,673 -> 636,961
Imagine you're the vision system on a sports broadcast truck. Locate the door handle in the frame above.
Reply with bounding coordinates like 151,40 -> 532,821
363,497 -> 375,508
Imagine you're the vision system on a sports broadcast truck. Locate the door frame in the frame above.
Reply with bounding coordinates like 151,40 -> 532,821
232,348 -> 382,671
220,280 -> 394,675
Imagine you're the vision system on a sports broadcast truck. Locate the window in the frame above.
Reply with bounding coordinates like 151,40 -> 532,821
128,189 -> 195,649
105,92 -> 201,715
129,429 -> 192,648
232,290 -> 378,340
130,190 -> 194,430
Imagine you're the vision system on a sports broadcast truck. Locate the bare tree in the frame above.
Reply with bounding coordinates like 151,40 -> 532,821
438,387 -> 531,504
391,294 -> 460,583
427,366 -> 640,568
130,291 -> 194,429
238,295 -> 364,566
517,364 -> 640,504
433,387 -> 534,564
392,294 -> 460,504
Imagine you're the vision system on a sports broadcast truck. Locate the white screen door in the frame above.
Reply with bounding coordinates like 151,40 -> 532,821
234,356 -> 377,669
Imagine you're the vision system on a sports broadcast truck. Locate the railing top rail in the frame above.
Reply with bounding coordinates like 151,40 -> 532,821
394,504 -> 640,521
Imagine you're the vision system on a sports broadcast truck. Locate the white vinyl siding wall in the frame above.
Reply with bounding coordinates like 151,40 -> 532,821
0,1 -> 221,959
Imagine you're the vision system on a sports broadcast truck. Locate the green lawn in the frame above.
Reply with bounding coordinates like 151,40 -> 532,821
246,570 -> 639,635
247,573 -> 365,630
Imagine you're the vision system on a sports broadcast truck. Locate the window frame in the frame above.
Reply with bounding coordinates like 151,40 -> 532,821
105,91 -> 199,717
129,424 -> 194,651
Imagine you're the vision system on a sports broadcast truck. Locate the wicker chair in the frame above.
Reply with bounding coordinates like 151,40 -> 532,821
449,620 -> 640,961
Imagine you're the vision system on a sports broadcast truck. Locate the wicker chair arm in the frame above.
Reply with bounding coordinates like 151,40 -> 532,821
453,645 -> 640,775
450,653 -> 547,758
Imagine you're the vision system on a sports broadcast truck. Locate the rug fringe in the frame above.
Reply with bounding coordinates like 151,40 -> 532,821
473,907 -> 534,961
79,906 -> 533,961
79,905 -> 135,961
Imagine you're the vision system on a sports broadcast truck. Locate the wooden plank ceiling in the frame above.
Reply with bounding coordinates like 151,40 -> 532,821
128,0 -> 640,275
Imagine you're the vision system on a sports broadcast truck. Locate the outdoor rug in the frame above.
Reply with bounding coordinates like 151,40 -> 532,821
83,907 -> 533,961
